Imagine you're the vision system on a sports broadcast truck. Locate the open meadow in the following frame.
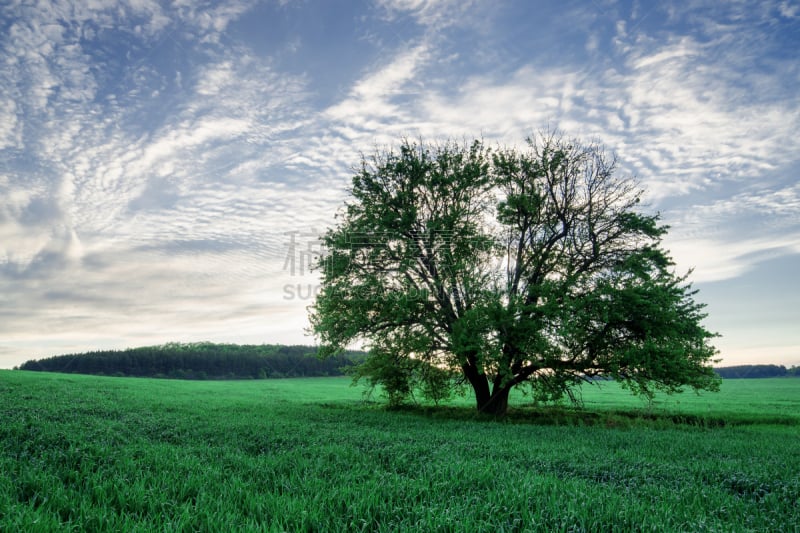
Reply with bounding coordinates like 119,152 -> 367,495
1,370 -> 798,531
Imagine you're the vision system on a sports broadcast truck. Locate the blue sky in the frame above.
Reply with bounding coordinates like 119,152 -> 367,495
1,0 -> 798,369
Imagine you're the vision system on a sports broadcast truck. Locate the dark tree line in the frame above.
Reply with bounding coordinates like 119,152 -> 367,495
17,343 -> 364,380
714,365 -> 799,379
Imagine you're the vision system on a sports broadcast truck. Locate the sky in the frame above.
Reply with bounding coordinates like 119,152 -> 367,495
1,0 -> 799,369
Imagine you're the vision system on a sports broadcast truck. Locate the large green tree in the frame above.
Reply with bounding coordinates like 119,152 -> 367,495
310,133 -> 719,415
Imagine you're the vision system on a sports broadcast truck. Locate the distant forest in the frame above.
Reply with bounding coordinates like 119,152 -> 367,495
17,343 -> 364,380
714,365 -> 799,379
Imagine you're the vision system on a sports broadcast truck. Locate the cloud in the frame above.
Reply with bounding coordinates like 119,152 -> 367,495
314,1 -> 800,290
374,0 -> 481,29
666,234 -> 800,283
172,0 -> 259,42
0,98 -> 21,150
663,180 -> 800,281
325,41 -> 431,132
2,0 -> 799,366
0,0 -> 322,363
778,1 -> 799,18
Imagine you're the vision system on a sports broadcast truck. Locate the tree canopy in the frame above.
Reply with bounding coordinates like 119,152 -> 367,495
310,132 -> 720,415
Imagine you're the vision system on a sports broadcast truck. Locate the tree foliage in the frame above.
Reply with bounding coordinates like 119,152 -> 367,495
310,132 -> 720,415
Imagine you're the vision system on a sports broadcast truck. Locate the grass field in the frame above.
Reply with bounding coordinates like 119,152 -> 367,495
1,371 -> 798,531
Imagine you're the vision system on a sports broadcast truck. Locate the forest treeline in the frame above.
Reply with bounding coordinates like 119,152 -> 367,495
17,343 -> 364,380
16,344 -> 797,381
714,364 -> 799,379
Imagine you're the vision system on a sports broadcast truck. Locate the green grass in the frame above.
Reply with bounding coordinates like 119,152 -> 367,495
1,371 -> 798,531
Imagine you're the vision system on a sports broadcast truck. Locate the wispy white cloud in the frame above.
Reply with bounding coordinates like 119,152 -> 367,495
325,41 -> 431,134
778,1 -> 799,18
0,98 -> 21,150
662,180 -> 800,281
666,233 -> 800,283
1,0 -> 798,366
374,0 -> 481,29
173,0 -> 259,42
0,0 -> 324,362
314,0 -> 800,291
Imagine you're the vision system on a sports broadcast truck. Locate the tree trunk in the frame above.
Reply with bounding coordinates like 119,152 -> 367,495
478,386 -> 511,416
462,357 -> 512,416
462,364 -> 491,411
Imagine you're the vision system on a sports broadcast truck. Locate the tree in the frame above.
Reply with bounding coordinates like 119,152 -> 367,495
310,133 -> 720,415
